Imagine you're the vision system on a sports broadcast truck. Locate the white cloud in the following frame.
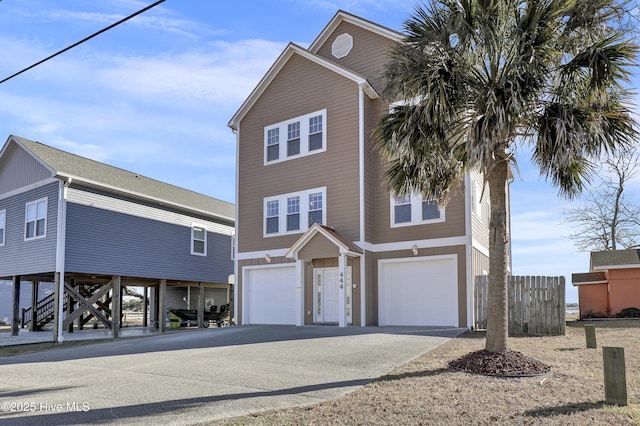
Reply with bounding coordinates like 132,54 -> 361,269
95,40 -> 285,104
0,31 -> 280,157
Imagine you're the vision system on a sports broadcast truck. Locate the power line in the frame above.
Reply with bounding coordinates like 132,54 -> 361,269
0,0 -> 166,85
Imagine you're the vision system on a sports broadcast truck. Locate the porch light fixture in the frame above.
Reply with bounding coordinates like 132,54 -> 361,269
411,245 -> 419,256
265,254 -> 272,264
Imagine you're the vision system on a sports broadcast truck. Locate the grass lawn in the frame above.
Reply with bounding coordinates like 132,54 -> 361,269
210,321 -> 640,425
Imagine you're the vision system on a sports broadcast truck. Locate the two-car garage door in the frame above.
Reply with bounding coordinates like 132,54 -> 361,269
379,256 -> 458,326
243,265 -> 297,325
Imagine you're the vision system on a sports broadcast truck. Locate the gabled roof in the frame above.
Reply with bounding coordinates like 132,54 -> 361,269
285,223 -> 362,259
228,41 -> 379,131
4,135 -> 234,224
591,249 -> 640,270
308,9 -> 403,53
572,271 -> 608,286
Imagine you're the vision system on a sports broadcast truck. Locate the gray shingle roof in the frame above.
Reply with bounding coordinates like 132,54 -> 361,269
10,135 -> 234,223
591,249 -> 640,268
572,271 -> 607,285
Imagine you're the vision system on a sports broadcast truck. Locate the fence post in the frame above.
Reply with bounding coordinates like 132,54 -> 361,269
603,347 -> 627,406
584,324 -> 597,348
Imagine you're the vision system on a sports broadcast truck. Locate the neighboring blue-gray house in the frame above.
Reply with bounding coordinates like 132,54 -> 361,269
0,135 -> 235,341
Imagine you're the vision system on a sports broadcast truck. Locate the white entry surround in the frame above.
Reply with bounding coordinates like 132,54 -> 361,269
313,266 -> 352,324
378,254 -> 458,326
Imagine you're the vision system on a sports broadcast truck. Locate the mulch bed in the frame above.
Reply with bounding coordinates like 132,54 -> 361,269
448,349 -> 551,377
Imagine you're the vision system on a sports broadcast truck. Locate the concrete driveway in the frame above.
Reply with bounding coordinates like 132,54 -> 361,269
0,325 -> 465,425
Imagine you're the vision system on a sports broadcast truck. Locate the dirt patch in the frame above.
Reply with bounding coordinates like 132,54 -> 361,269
209,326 -> 640,425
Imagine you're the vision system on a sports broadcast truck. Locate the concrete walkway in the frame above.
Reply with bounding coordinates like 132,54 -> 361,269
0,325 -> 465,425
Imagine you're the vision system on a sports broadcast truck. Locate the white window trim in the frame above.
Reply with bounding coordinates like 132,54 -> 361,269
264,187 -> 327,237
24,197 -> 48,241
0,209 -> 5,246
191,223 -> 207,256
389,193 -> 445,228
264,109 -> 327,165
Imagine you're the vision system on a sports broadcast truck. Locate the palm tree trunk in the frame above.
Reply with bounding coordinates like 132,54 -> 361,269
485,159 -> 510,353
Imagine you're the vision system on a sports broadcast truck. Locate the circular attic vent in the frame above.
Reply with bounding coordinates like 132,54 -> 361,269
331,33 -> 353,59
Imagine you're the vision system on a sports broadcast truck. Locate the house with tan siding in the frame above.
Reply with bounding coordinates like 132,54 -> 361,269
228,10 -> 492,328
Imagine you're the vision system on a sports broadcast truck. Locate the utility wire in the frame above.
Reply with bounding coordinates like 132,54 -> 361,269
0,0 -> 166,85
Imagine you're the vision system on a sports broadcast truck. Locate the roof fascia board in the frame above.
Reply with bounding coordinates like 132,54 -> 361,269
572,280 -> 608,286
308,10 -> 403,53
57,172 -> 234,224
286,223 -> 358,259
228,43 -> 377,130
593,264 -> 640,270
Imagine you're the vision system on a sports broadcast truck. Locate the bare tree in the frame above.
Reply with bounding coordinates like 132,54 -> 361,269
564,147 -> 640,251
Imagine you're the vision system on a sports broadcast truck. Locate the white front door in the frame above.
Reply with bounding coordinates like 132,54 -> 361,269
314,267 -> 351,324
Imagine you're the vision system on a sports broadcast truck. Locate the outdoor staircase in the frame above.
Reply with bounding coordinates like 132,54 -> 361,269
21,282 -> 110,330
21,293 -> 61,330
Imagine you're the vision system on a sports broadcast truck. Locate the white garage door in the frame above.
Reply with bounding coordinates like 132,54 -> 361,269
379,256 -> 458,326
243,266 -> 297,325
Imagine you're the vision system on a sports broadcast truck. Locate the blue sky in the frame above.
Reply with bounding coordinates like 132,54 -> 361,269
1,0 -> 638,303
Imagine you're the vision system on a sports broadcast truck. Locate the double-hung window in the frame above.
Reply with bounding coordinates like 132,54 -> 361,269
191,225 -> 207,256
390,193 -> 444,227
266,128 -> 280,162
25,198 -> 47,240
0,209 -> 5,246
264,187 -> 326,237
266,200 -> 279,234
308,192 -> 323,226
287,196 -> 300,231
264,109 -> 326,164
287,122 -> 300,157
308,114 -> 323,151
393,195 -> 412,224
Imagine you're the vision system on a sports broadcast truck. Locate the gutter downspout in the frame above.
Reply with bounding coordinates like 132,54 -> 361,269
55,177 -> 72,343
464,172 -> 473,329
358,86 -> 366,327
233,126 -> 240,326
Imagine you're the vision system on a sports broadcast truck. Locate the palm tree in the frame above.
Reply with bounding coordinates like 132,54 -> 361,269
375,0 -> 637,354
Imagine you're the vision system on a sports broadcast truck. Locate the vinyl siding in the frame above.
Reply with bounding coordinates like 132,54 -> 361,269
470,169 -> 490,251
372,173 -> 467,244
67,186 -> 233,236
0,143 -> 52,195
0,182 -> 58,277
472,247 -> 489,280
237,53 -> 361,253
364,96 -> 381,243
314,21 -> 397,94
65,202 -> 232,283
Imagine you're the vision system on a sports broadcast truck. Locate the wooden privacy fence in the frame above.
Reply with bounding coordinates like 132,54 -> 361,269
475,275 -> 566,336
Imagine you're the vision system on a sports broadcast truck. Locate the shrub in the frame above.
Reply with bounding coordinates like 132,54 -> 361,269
615,307 -> 640,318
